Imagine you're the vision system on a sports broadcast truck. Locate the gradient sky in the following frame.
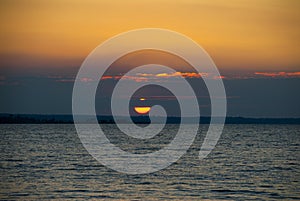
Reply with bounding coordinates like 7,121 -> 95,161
0,0 -> 300,117
1,0 -> 300,70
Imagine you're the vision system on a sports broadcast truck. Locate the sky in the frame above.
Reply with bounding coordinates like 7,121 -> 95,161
0,0 -> 300,117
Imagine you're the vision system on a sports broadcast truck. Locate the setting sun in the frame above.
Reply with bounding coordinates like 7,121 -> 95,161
134,106 -> 151,114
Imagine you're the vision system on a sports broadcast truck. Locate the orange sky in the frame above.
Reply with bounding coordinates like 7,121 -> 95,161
0,0 -> 299,71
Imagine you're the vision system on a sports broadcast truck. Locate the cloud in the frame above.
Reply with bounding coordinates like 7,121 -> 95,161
48,72 -> 226,83
50,71 -> 300,84
56,79 -> 75,83
80,77 -> 93,82
136,72 -> 207,78
123,76 -> 148,82
56,72 -> 205,83
99,71 -> 214,82
254,71 -> 300,78
155,72 -> 204,78
213,75 -> 226,80
101,76 -> 114,80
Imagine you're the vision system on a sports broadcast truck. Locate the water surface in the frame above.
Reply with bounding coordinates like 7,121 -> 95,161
0,124 -> 299,200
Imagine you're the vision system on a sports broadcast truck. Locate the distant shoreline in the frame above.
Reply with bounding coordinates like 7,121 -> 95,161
0,114 -> 300,124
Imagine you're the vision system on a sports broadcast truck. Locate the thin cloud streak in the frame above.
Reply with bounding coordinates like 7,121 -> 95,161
99,72 -> 223,82
255,71 -> 300,78
44,71 -> 300,84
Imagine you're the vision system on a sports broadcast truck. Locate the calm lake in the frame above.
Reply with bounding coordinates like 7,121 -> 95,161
0,124 -> 299,200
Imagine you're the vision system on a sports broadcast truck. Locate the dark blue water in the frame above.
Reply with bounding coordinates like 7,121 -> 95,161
0,124 -> 299,200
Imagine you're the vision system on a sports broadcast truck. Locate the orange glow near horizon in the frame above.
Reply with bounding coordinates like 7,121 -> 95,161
0,0 -> 299,71
134,106 -> 151,114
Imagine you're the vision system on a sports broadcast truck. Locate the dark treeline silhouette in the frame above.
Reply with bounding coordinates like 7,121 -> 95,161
0,114 -> 300,124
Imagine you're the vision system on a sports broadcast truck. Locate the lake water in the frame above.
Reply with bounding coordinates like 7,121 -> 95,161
0,124 -> 299,200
